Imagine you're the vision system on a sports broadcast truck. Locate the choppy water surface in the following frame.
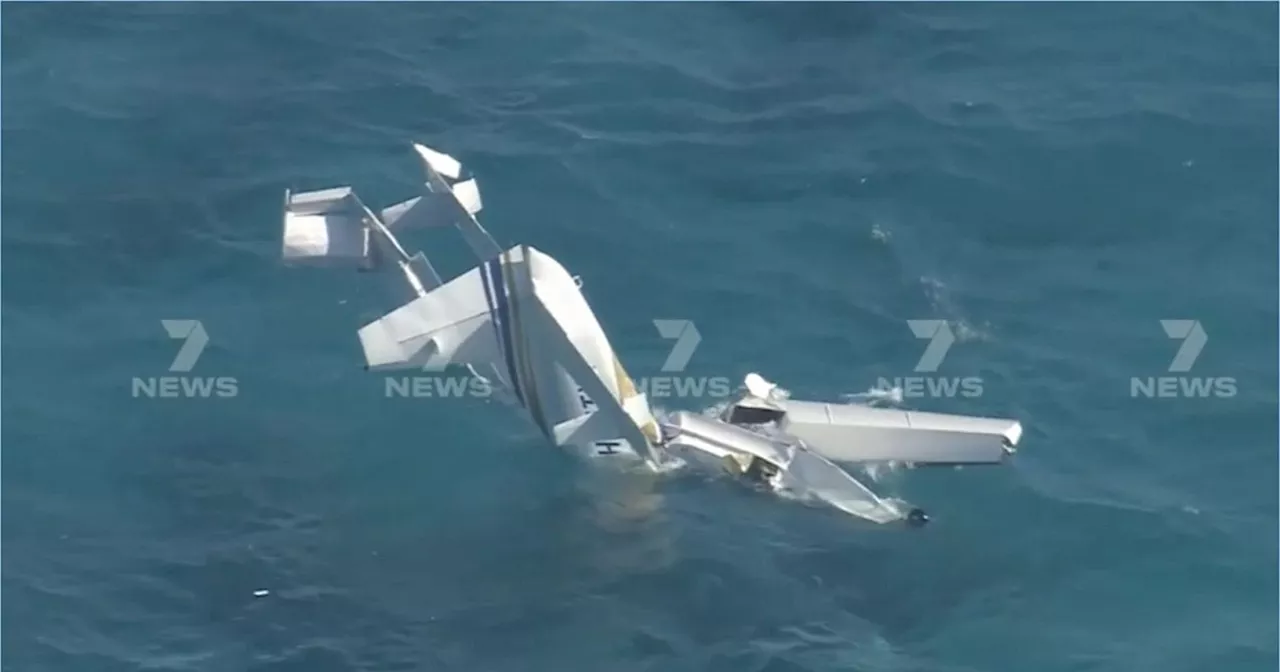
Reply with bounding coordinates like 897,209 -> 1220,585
3,4 -> 1276,671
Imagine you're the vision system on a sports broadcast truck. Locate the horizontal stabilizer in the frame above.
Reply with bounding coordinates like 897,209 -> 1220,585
286,186 -> 354,215
281,188 -> 372,268
380,180 -> 483,232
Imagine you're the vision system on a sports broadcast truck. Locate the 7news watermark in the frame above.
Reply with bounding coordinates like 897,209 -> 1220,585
1130,320 -> 1236,399
383,318 -> 732,400
131,320 -> 238,398
875,319 -> 983,398
384,375 -> 492,399
383,338 -> 492,399
640,319 -> 732,399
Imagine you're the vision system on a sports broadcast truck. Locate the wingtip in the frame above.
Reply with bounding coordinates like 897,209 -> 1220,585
412,142 -> 462,180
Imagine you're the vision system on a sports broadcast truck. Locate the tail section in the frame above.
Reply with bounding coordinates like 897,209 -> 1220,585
377,143 -> 500,260
281,187 -> 374,268
282,144 -> 667,469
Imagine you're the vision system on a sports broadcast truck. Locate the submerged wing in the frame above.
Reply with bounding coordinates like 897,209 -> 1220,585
782,447 -> 905,523
665,411 -> 904,524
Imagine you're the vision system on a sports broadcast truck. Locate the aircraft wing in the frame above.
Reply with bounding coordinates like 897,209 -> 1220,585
782,446 -> 905,523
779,401 -> 1022,466
664,411 -> 905,524
357,262 -> 508,380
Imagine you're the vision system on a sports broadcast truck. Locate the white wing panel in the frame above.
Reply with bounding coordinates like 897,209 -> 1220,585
781,401 -> 1020,465
281,188 -> 371,267
357,264 -> 503,372
413,143 -> 462,179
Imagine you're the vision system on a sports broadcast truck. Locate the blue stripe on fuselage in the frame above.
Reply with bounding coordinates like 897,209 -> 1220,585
483,256 -> 524,406
500,253 -> 550,439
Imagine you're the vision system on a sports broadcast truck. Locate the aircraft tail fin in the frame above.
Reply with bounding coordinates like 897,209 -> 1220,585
282,143 -> 500,274
281,187 -> 374,268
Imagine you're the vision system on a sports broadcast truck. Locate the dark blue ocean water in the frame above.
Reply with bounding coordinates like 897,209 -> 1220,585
3,4 -> 1277,671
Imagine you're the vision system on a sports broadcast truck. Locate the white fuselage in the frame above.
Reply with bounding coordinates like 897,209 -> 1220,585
282,142 -> 1025,525
478,246 -> 654,461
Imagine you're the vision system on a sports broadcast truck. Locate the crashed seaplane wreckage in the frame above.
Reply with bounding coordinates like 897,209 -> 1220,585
280,143 -> 1023,526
